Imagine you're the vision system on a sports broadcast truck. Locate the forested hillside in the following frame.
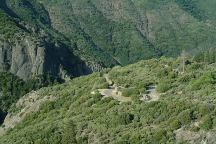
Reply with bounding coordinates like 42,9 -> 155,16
38,0 -> 216,65
1,0 -> 216,143
0,0 -> 91,124
2,0 -> 119,69
5,0 -> 216,67
1,0 -> 216,79
1,54 -> 216,143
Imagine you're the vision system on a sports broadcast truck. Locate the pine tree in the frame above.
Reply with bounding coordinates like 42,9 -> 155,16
181,50 -> 187,74
62,120 -> 77,144
204,51 -> 209,68
209,48 -> 216,64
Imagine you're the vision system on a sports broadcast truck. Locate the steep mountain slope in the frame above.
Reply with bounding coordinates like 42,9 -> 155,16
1,55 -> 216,143
3,0 -> 119,69
1,1 -> 216,143
0,0 -> 94,119
2,0 -> 216,78
37,0 -> 216,65
0,0 -> 91,80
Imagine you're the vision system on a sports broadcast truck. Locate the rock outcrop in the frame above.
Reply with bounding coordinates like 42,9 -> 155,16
0,91 -> 56,136
0,0 -> 94,81
0,35 -> 91,80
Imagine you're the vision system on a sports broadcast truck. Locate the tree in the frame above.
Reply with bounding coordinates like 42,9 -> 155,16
156,80 -> 171,93
204,51 -> 209,68
209,48 -> 216,64
170,119 -> 181,130
181,50 -> 187,74
62,120 -> 77,144
200,115 -> 213,130
177,109 -> 192,125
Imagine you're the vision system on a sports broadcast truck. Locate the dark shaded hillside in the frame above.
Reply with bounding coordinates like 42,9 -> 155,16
37,0 -> 216,65
0,2 -> 92,80
0,0 -> 93,118
175,0 -> 206,20
5,0 -> 51,26
40,0 -> 161,65
2,0 -> 216,76
0,0 -> 18,17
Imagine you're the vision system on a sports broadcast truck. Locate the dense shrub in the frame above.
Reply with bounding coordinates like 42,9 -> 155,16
177,110 -> 192,126
62,120 -> 77,144
178,73 -> 194,83
193,49 -> 216,64
200,115 -> 213,130
0,11 -> 20,38
0,72 -> 59,113
1,58 -> 216,143
170,119 -> 181,130
122,88 -> 140,98
157,80 -> 172,93
189,72 -> 216,90
114,113 -> 135,125
153,129 -> 167,142
212,117 -> 216,129
93,77 -> 109,89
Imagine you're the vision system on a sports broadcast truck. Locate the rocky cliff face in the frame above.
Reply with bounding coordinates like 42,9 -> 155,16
0,35 -> 91,80
0,0 -> 94,80
0,37 -> 44,80
2,0 -> 216,80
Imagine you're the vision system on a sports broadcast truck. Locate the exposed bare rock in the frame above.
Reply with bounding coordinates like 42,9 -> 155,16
0,35 -> 91,80
0,91 -> 56,136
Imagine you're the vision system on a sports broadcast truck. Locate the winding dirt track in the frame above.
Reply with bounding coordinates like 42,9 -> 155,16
97,74 -> 159,103
98,74 -> 132,103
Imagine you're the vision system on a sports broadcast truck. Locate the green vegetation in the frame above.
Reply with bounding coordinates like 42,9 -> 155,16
0,72 -> 28,112
0,10 -> 20,39
1,0 -> 216,143
200,115 -> 213,130
6,0 -> 51,26
175,0 -> 206,20
157,79 -> 172,93
2,0 -> 216,69
0,72 -> 60,121
193,49 -> 216,64
28,0 -> 216,66
189,72 -> 216,90
0,57 -> 216,143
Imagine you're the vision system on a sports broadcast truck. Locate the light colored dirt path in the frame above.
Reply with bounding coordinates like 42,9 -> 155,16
140,85 -> 160,102
95,74 -> 159,103
96,74 -> 132,103
98,88 -> 131,102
